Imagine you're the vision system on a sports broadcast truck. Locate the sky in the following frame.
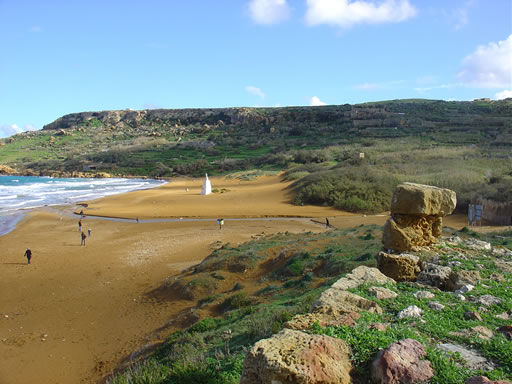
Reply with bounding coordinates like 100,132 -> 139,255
0,0 -> 511,138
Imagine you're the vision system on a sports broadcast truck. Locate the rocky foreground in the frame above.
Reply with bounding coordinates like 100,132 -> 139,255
239,184 -> 512,383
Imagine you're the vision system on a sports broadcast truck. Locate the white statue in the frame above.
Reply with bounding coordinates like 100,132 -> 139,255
201,173 -> 212,195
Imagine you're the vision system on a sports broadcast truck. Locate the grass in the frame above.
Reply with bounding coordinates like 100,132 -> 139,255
309,228 -> 512,382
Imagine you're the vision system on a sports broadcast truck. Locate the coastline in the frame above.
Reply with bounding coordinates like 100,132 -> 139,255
0,173 -> 497,384
0,176 -> 167,237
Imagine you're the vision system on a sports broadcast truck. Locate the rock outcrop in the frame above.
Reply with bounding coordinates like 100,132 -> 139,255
376,251 -> 421,281
382,183 -> 456,251
372,338 -> 434,383
240,328 -> 352,384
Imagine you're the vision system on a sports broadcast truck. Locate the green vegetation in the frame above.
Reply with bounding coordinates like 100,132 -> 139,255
106,226 -> 512,383
106,225 -> 384,384
1,99 -> 511,212
311,228 -> 512,383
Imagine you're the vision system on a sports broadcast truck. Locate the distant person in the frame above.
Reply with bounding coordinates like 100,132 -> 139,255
136,216 -> 139,223
88,228 -> 91,237
78,219 -> 82,232
325,218 -> 330,228
24,248 -> 32,264
218,218 -> 224,230
79,209 -> 84,217
81,232 -> 87,246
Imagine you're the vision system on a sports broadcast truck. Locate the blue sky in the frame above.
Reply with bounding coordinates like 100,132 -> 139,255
0,0 -> 511,137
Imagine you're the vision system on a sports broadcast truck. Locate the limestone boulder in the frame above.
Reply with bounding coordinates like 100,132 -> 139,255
285,312 -> 360,331
311,290 -> 382,316
376,251 -> 421,282
367,287 -> 398,300
331,266 -> 395,291
416,263 -> 452,289
382,215 -> 441,251
446,270 -> 481,291
372,338 -> 434,383
390,182 -> 457,216
240,328 -> 352,384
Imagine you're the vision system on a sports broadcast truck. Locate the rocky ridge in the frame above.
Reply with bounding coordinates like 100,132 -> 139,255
239,184 -> 512,383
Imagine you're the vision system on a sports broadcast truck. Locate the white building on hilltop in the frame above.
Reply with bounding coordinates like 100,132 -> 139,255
201,173 -> 212,195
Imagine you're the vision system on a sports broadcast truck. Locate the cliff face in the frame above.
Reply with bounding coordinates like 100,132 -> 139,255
2,99 -> 511,179
42,106 -> 354,132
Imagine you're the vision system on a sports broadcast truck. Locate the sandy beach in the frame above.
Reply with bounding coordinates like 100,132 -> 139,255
0,175 -> 491,384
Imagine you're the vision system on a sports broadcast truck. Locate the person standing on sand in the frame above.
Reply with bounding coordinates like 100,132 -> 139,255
88,228 -> 91,237
24,248 -> 32,264
78,219 -> 82,232
325,218 -> 330,228
81,231 -> 87,246
218,218 -> 224,230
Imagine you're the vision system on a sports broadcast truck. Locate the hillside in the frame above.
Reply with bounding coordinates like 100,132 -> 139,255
106,225 -> 512,384
1,99 -> 511,212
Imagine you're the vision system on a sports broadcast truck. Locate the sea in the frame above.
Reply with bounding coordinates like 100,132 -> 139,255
0,176 -> 166,236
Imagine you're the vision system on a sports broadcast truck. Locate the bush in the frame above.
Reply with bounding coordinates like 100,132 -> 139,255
220,292 -> 252,311
291,166 -> 398,213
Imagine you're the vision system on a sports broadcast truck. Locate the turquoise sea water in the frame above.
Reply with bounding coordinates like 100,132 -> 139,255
0,176 -> 166,235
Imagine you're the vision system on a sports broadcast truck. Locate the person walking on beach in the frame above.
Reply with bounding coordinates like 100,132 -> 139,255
81,231 -> 87,246
217,218 -> 224,230
24,248 -> 32,264
88,228 -> 91,237
78,219 -> 82,232
325,218 -> 330,228
136,216 -> 139,223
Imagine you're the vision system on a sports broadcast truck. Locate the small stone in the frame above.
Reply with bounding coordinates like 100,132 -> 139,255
397,305 -> 423,319
496,312 -> 510,320
471,326 -> 494,340
455,293 -> 466,301
464,311 -> 483,321
367,286 -> 398,300
476,295 -> 501,307
497,325 -> 512,340
427,301 -> 445,311
414,291 -> 435,300
447,260 -> 462,267
416,263 -> 452,289
369,323 -> 390,332
463,238 -> 491,251
437,343 -> 494,370
455,284 -> 474,294
372,338 -> 434,383
4,315 -> 8,318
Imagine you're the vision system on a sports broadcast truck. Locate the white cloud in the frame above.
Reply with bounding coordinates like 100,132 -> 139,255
0,124 -> 23,138
305,0 -> 417,29
249,0 -> 290,25
414,83 -> 456,93
457,34 -> 512,88
0,124 -> 38,138
309,96 -> 327,106
495,90 -> 512,100
245,85 -> 265,99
